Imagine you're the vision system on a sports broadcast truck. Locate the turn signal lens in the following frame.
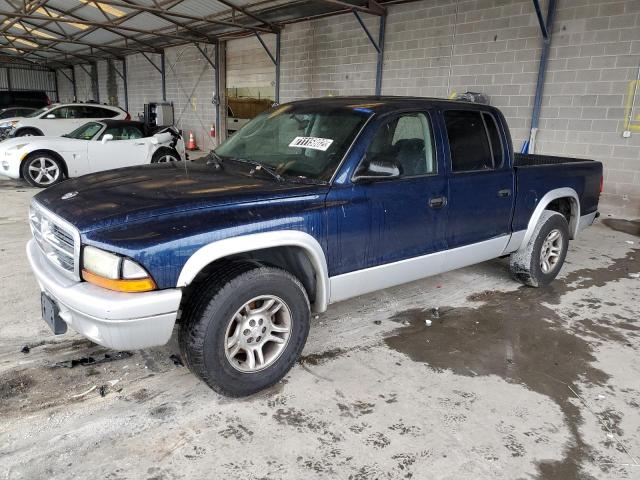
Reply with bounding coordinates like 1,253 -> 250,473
82,269 -> 157,293
82,245 -> 156,292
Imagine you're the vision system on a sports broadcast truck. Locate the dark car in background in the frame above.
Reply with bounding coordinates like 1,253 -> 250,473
0,107 -> 37,119
0,90 -> 50,109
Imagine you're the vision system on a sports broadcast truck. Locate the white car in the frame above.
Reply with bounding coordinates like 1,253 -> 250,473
0,120 -> 186,188
0,103 -> 128,138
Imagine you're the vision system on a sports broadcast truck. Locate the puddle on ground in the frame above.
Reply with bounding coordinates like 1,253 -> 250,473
602,218 -> 640,237
385,249 -> 639,479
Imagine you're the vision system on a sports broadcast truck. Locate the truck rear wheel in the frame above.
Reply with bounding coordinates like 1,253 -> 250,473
179,264 -> 310,397
509,210 -> 569,287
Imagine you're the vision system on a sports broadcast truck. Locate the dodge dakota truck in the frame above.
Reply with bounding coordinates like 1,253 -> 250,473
27,97 -> 602,397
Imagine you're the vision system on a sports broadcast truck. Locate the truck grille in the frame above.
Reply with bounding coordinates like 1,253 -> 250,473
29,202 -> 80,280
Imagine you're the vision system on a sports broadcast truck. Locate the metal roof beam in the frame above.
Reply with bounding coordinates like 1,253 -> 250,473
0,10 -> 211,43
214,0 -> 280,31
194,43 -> 216,70
311,0 -> 385,16
86,0 -> 275,33
0,31 -> 156,53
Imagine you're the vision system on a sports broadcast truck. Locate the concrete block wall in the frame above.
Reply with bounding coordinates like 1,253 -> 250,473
125,53 -> 164,121
280,12 -> 380,100
164,44 -> 217,152
56,70 -> 75,103
279,0 -> 640,216
227,34 -> 276,98
96,59 -> 126,109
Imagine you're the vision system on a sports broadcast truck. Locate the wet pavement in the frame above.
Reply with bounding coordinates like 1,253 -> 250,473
1,179 -> 639,479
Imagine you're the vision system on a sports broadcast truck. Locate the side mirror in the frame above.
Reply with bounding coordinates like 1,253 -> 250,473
353,158 -> 401,183
101,134 -> 114,144
45,114 -> 55,119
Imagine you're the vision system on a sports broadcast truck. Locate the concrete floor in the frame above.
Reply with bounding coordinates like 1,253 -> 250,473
1,178 -> 639,480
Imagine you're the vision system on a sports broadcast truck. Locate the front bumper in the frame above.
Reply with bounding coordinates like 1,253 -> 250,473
27,239 -> 182,349
0,152 -> 20,179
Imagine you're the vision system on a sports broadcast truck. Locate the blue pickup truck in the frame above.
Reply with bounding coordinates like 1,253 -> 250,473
27,97 -> 602,396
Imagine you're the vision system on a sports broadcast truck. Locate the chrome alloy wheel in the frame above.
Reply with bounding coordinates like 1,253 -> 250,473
156,154 -> 176,163
224,295 -> 292,373
27,157 -> 60,186
540,229 -> 563,274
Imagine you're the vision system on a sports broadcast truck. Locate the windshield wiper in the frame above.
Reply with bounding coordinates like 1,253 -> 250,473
206,151 -> 224,170
225,157 -> 284,182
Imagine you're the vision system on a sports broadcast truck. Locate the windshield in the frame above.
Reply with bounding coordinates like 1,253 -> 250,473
215,104 -> 371,182
65,122 -> 104,140
27,106 -> 51,118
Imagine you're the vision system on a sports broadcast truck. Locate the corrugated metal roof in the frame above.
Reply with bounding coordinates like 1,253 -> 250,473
0,0 -> 390,66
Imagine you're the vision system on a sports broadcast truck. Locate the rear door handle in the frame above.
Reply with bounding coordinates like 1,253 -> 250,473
134,142 -> 146,146
428,196 -> 447,209
498,188 -> 512,198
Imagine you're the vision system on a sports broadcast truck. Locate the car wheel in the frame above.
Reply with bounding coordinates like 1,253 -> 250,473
179,264 -> 310,397
509,210 -> 569,287
16,128 -> 42,137
21,153 -> 64,188
151,149 -> 180,163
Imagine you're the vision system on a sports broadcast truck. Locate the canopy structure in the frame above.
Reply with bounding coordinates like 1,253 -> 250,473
0,0 -> 390,67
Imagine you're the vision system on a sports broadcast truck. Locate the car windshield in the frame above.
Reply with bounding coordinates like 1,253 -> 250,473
27,107 -> 51,118
215,104 -> 371,182
65,122 -> 104,140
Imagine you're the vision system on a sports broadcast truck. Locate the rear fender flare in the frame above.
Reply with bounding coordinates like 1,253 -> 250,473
521,187 -> 580,247
176,230 -> 330,312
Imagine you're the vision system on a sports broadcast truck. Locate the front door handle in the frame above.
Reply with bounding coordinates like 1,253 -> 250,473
428,196 -> 447,209
498,188 -> 512,198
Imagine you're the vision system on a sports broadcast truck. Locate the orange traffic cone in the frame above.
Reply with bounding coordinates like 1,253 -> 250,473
187,131 -> 198,151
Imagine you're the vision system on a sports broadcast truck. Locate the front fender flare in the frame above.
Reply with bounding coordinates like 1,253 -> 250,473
176,230 -> 330,312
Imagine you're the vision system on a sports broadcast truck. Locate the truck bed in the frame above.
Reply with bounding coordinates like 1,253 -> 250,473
514,153 -> 597,167
511,153 -> 603,234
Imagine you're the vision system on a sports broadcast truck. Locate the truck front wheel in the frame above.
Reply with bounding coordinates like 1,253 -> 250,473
179,264 -> 310,397
509,210 -> 569,287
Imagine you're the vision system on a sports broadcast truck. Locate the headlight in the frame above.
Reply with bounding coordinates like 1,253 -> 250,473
0,120 -> 18,128
82,245 -> 156,292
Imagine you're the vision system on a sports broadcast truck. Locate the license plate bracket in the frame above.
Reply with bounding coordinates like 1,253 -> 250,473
41,292 -> 67,335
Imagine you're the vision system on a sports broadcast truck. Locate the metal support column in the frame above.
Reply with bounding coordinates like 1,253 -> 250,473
122,58 -> 128,112
160,52 -> 166,101
53,69 -> 59,102
528,0 -> 557,154
214,42 -> 221,146
353,9 -> 386,96
113,58 -> 129,111
92,62 -> 99,102
375,14 -> 386,96
195,43 -> 221,145
71,66 -> 77,101
254,32 -> 281,104
6,67 -> 12,91
275,32 -> 281,103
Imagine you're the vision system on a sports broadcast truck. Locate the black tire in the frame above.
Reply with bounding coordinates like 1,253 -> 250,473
179,264 -> 310,397
15,128 -> 43,137
21,152 -> 65,188
151,148 -> 180,163
509,210 -> 569,287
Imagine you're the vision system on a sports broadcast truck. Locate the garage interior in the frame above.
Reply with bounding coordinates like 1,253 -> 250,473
1,0 -> 639,479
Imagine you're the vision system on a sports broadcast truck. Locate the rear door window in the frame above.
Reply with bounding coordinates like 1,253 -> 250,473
444,110 -> 496,172
482,112 -> 504,168
84,106 -> 119,118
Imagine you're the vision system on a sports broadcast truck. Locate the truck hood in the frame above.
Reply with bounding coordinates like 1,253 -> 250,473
33,162 -> 327,232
